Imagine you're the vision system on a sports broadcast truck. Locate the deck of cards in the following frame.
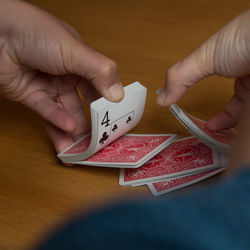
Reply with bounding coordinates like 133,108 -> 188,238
168,103 -> 236,153
58,82 -> 236,196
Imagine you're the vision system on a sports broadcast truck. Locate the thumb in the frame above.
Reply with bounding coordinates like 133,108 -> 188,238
3,0 -> 124,103
68,42 -> 124,102
156,42 -> 215,107
156,10 -> 250,107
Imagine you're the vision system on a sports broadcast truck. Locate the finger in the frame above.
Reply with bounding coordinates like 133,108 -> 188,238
206,76 -> 250,130
156,45 -> 214,107
51,76 -> 91,140
206,96 -> 243,130
44,121 -> 74,154
234,76 -> 250,100
156,10 -> 250,107
69,42 -> 124,102
77,78 -> 102,106
22,89 -> 76,133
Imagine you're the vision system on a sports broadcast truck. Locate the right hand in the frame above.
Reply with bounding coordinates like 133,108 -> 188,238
156,9 -> 250,131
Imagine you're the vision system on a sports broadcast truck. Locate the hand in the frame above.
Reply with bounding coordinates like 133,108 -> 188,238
156,10 -> 250,131
0,0 -> 124,153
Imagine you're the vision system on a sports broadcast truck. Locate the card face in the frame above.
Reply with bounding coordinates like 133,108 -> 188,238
93,102 -> 138,152
75,134 -> 177,167
119,137 -> 220,186
58,82 -> 147,163
169,104 -> 236,153
148,167 -> 225,196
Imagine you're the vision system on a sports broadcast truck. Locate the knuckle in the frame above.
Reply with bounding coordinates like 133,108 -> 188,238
99,59 -> 118,79
166,64 -> 179,85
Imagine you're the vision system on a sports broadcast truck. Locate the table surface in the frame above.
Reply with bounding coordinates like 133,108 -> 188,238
1,0 -> 249,249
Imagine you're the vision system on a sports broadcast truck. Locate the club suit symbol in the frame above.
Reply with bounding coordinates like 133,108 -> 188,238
126,116 -> 132,124
99,132 -> 109,144
112,124 -> 118,132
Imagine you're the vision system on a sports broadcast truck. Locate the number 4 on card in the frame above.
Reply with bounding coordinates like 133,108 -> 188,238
101,111 -> 110,127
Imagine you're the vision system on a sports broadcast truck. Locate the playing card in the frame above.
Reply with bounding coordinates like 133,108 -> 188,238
148,167 -> 226,196
169,103 -> 236,153
58,82 -> 147,163
119,136 -> 220,186
74,134 -> 177,168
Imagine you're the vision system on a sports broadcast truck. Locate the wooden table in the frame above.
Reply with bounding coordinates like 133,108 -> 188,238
0,0 -> 249,249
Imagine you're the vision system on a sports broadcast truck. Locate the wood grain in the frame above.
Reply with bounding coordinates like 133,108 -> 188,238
0,0 -> 249,249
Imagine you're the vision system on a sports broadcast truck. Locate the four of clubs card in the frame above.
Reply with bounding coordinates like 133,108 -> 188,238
58,82 -> 176,167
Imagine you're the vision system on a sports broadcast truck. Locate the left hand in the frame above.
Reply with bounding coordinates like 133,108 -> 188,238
0,0 -> 124,153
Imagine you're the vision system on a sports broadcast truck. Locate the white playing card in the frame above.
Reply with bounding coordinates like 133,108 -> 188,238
58,82 -> 147,163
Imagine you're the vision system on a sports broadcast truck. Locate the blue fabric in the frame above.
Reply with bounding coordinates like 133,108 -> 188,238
37,168 -> 250,250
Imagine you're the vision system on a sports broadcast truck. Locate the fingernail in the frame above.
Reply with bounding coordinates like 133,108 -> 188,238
156,91 -> 167,106
107,83 -> 124,101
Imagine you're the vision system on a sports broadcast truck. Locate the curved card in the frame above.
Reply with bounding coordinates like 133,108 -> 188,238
169,104 -> 236,153
58,82 -> 147,163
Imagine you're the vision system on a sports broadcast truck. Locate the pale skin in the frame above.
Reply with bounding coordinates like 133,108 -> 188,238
0,0 -> 124,153
156,9 -> 250,171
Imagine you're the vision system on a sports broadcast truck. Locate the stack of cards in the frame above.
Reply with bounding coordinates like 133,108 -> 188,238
119,104 -> 234,196
58,82 -> 177,168
169,103 -> 236,153
58,81 -> 148,163
119,137 -> 227,196
58,83 -> 234,196
59,133 -> 177,168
